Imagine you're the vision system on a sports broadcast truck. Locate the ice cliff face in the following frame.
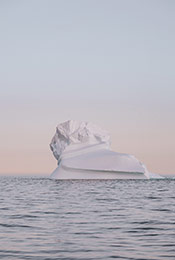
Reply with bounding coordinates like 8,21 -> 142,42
50,120 -> 110,161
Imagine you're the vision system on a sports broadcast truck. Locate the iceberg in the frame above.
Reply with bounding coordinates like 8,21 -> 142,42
50,120 -> 161,179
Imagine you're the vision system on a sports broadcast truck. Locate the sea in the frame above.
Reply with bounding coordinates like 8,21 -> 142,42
0,176 -> 175,260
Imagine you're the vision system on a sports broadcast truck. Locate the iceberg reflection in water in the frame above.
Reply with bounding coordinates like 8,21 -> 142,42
50,120 -> 162,179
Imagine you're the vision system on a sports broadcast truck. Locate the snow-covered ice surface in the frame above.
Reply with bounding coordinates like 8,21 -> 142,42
50,120 -> 163,179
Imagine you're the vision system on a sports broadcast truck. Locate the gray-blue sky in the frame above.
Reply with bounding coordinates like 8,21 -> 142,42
0,0 -> 175,174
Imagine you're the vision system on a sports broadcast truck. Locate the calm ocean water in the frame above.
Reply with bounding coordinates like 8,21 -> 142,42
0,177 -> 175,260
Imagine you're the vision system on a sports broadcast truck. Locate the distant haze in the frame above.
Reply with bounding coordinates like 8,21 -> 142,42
0,0 -> 175,175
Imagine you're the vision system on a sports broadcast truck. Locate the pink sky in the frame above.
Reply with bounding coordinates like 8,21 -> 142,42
0,1 -> 175,176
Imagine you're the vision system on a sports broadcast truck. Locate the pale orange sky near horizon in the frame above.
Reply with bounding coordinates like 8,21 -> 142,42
0,0 -> 175,176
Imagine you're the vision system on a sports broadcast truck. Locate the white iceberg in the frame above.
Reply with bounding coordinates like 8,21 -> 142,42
50,120 -> 162,179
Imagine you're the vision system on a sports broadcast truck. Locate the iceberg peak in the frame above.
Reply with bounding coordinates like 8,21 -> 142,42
50,120 -> 110,161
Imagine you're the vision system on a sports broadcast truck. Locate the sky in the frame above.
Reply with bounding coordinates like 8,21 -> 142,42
0,0 -> 175,176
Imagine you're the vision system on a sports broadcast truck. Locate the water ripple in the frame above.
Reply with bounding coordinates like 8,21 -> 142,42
0,177 -> 175,259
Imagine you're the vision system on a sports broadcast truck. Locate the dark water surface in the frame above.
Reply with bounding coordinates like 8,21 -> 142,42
0,177 -> 175,260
